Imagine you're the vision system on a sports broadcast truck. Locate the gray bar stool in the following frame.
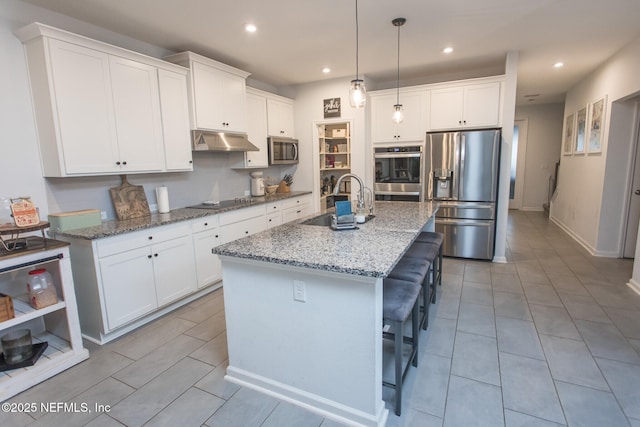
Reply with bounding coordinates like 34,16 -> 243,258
382,277 -> 421,416
387,252 -> 432,329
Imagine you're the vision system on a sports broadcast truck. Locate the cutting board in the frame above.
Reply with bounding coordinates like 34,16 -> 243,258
109,175 -> 150,220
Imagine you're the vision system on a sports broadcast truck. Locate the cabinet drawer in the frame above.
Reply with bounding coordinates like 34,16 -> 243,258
220,216 -> 266,244
191,215 -> 219,234
97,222 -> 190,258
265,202 -> 280,213
219,205 -> 265,225
282,196 -> 311,210
266,212 -> 283,229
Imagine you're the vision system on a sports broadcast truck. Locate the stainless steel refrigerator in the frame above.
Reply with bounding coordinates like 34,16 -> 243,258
425,128 -> 501,260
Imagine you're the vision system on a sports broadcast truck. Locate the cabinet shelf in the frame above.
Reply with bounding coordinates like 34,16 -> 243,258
0,297 -> 66,330
321,167 -> 351,171
0,330 -> 88,399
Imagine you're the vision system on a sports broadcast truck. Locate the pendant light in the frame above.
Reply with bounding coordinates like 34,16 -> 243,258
349,0 -> 366,108
392,17 -> 406,123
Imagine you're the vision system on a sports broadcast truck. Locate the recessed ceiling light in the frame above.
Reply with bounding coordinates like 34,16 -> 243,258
322,67 -> 331,74
245,23 -> 257,33
443,47 -> 453,54
553,62 -> 564,68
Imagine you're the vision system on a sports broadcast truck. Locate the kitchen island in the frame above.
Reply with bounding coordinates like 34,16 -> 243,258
214,201 -> 438,427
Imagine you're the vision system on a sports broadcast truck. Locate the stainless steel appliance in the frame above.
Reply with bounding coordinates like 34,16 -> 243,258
268,137 -> 299,165
374,144 -> 423,201
426,129 -> 501,260
192,130 -> 258,152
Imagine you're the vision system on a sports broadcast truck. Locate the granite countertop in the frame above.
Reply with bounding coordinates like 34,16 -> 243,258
214,201 -> 439,278
54,191 -> 311,240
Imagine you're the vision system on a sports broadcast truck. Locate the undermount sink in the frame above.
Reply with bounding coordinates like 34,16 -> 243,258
301,213 -> 375,226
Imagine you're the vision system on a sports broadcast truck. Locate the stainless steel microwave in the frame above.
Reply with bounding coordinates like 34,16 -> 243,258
268,137 -> 299,165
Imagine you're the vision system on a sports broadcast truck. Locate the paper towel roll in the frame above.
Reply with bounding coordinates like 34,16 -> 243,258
156,186 -> 170,213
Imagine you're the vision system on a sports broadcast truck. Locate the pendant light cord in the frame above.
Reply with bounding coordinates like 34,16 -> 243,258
396,20 -> 400,104
355,0 -> 360,80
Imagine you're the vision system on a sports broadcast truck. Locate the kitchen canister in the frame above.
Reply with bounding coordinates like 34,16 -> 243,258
27,269 -> 58,309
1,329 -> 33,364
156,186 -> 170,213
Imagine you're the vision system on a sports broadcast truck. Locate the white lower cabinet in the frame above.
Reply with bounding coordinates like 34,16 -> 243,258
61,194 -> 312,345
98,226 -> 196,330
282,195 -> 312,223
62,222 -> 199,344
219,205 -> 267,244
192,216 -> 223,288
99,246 -> 158,330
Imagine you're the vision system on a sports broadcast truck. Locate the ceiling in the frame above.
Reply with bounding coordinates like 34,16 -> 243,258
20,0 -> 640,105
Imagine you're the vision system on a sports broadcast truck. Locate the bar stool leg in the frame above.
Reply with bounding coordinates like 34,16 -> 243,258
394,319 -> 403,416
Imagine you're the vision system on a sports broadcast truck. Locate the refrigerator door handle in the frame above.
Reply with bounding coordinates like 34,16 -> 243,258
437,218 -> 494,226
457,133 -> 466,199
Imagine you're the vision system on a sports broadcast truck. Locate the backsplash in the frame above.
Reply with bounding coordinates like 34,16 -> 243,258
45,152 -> 297,220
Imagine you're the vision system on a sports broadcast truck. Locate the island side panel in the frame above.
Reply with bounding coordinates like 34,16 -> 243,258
221,256 -> 387,426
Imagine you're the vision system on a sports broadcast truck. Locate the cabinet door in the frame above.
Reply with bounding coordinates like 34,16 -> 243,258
370,93 -> 400,142
109,56 -> 164,172
267,98 -> 295,137
99,247 -> 157,330
192,62 -> 246,132
429,87 -> 464,130
153,236 -> 197,306
193,229 -> 223,288
463,82 -> 501,128
158,69 -> 193,171
47,39 -> 120,174
245,92 -> 269,167
398,90 -> 428,141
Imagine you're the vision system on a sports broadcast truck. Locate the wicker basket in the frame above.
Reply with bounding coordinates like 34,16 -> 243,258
0,293 -> 15,322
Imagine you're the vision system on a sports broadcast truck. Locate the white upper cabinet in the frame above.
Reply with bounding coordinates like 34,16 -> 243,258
108,55 -> 165,172
370,88 -> 428,143
429,81 -> 501,130
244,90 -> 269,167
158,69 -> 193,171
267,97 -> 295,137
164,51 -> 250,134
17,23 -> 192,177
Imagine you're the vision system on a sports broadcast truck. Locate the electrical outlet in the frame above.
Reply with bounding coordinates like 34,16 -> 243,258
293,280 -> 306,302
100,211 -> 107,220
244,190 -> 251,196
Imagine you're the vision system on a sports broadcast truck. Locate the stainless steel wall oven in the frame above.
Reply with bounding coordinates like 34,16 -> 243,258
374,145 -> 424,201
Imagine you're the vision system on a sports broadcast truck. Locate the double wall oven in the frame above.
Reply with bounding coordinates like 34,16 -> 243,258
374,144 -> 424,201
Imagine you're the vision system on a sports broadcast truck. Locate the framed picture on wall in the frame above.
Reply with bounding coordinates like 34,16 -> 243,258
574,107 -> 587,154
563,113 -> 574,155
587,95 -> 606,154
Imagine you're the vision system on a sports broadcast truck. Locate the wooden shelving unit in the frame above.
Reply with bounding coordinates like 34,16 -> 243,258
318,122 -> 351,212
0,238 -> 89,401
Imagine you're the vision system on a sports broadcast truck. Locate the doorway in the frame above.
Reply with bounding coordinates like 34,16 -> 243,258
623,100 -> 640,258
509,119 -> 528,209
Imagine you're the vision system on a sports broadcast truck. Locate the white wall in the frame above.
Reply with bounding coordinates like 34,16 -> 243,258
0,0 -> 291,220
551,33 -> 640,256
290,78 -> 369,213
515,103 -> 564,211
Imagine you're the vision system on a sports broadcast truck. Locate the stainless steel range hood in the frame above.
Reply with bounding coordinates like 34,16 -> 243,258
192,130 -> 259,152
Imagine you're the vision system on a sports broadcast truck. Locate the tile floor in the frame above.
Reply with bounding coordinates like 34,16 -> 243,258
2,210 -> 640,426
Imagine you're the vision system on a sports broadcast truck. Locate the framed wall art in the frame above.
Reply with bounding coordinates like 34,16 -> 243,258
563,113 -> 574,155
587,95 -> 606,154
574,107 -> 587,154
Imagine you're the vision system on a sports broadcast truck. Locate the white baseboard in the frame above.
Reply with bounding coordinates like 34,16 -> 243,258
521,206 -> 544,212
550,216 -> 598,255
492,256 -> 508,263
628,278 -> 640,296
